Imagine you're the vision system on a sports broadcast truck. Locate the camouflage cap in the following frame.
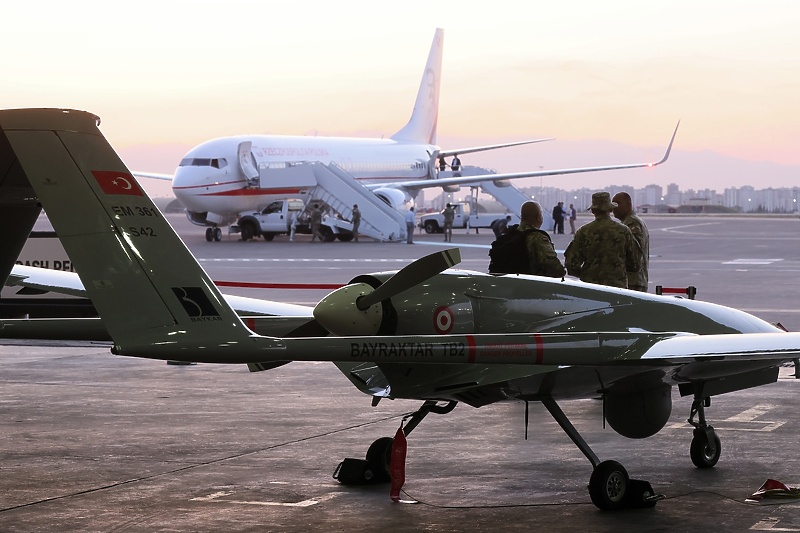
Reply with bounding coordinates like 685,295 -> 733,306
590,191 -> 617,212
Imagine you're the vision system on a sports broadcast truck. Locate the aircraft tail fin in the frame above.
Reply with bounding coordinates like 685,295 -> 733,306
390,28 -> 443,145
0,108 -> 255,362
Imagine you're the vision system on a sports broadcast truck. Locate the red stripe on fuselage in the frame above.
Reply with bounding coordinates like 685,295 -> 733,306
172,178 -> 247,190
197,187 -> 307,197
534,333 -> 544,364
467,335 -> 477,363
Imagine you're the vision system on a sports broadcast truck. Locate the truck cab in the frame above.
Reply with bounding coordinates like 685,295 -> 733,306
236,199 -> 305,241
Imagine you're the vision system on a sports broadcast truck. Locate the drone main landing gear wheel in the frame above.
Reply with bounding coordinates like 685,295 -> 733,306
589,460 -> 629,510
365,436 -> 393,482
688,396 -> 721,468
335,400 -> 458,485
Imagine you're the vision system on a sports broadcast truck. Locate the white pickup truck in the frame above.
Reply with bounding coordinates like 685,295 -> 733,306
236,200 -> 354,242
235,199 -> 305,241
419,203 -> 518,234
419,203 -> 470,233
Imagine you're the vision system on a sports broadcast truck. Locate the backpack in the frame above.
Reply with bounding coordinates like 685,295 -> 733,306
488,225 -> 534,274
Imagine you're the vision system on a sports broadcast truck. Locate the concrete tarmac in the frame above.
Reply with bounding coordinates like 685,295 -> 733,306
2,214 -> 800,532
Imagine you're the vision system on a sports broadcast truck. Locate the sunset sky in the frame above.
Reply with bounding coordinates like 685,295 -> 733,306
3,0 -> 799,192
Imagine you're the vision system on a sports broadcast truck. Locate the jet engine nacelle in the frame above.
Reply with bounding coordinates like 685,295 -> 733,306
604,382 -> 672,439
372,188 -> 412,210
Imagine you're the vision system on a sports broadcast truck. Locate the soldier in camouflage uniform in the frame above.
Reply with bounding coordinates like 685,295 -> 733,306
519,201 -> 566,278
564,192 -> 640,288
442,203 -> 455,242
612,192 -> 649,291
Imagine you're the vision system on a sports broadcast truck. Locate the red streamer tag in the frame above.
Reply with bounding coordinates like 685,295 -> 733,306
389,426 -> 407,501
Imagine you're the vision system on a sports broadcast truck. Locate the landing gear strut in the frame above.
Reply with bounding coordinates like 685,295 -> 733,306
334,400 -> 457,485
541,397 -> 662,510
688,396 -> 721,468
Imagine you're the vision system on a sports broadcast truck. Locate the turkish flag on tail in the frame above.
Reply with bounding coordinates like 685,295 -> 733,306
91,171 -> 145,196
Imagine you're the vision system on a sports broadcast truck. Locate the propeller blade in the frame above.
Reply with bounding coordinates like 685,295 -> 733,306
356,248 -> 461,310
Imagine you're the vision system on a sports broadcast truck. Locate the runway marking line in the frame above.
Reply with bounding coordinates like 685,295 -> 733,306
666,404 -> 785,432
190,491 -> 341,507
724,259 -> 784,265
750,517 -> 800,531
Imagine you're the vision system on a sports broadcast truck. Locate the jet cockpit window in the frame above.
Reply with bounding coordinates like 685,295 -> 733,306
179,158 -> 228,169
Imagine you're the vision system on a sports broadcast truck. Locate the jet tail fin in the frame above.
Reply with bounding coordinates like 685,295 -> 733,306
0,108 -> 255,361
390,28 -> 443,145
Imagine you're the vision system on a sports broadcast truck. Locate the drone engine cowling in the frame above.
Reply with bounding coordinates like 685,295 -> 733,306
604,382 -> 672,439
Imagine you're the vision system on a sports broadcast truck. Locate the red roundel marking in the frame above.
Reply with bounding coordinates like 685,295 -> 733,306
433,306 -> 454,334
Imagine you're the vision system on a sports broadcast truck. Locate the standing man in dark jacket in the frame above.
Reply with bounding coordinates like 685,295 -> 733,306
519,201 -> 565,277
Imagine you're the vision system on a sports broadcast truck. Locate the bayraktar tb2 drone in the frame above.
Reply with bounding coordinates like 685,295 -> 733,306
2,108 -> 799,510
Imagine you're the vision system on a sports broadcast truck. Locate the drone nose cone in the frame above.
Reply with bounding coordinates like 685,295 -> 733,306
314,283 -> 383,336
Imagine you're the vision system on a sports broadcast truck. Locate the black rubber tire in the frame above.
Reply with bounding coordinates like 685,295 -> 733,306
240,223 -> 255,241
424,221 -> 439,234
589,460 -> 629,511
205,228 -> 214,242
213,227 -> 222,242
337,233 -> 354,242
690,429 -> 721,468
262,233 -> 275,241
365,437 -> 393,481
321,227 -> 336,242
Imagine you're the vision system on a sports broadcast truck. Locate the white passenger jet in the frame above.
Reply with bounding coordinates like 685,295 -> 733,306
139,29 -> 678,241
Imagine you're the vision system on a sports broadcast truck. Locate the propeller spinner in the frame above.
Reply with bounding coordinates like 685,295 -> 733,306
313,248 -> 461,336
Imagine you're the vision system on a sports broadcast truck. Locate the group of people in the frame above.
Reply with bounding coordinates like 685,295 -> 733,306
437,154 -> 462,177
551,202 -> 577,235
494,191 -> 649,291
306,189 -> 651,293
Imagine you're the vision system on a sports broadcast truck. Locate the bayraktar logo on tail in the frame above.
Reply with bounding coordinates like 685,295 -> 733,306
171,287 -> 222,322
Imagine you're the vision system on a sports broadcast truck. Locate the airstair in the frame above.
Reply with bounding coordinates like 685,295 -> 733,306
478,179 -> 555,231
304,163 -> 407,242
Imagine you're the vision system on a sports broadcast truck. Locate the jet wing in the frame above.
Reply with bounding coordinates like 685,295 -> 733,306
373,122 -> 679,193
131,171 -> 173,181
435,138 -> 554,159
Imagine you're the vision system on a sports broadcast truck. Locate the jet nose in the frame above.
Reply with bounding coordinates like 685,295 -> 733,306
172,166 -> 203,190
